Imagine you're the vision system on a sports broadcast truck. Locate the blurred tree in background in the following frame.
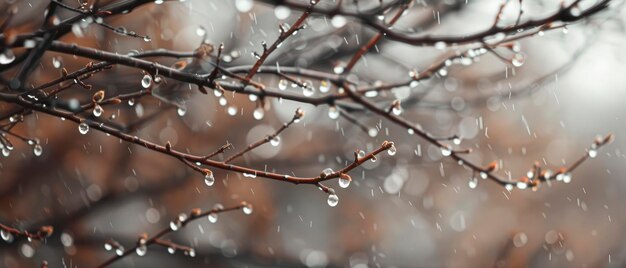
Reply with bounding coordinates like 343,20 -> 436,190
0,0 -> 623,267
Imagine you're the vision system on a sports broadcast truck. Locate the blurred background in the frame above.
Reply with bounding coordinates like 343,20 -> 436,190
1,0 -> 626,267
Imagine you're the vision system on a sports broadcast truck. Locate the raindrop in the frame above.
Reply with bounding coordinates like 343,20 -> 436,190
322,168 -> 333,176
93,105 -> 103,117
387,145 -> 397,156
0,49 -> 16,65
204,172 -> 215,187
177,106 -> 187,117
441,147 -> 452,156
588,149 -> 597,158
468,177 -> 478,189
513,232 -> 528,247
302,84 -> 315,97
516,182 -> 528,189
78,122 -> 89,134
208,213 -> 218,223
196,26 -> 206,37
52,57 -> 62,68
243,204 -> 253,215
128,99 -> 135,106
115,247 -> 125,256
392,106 -> 402,115
278,79 -> 288,90
243,172 -> 257,178
270,136 -> 281,146
169,220 -> 181,231
141,74 -> 152,88
505,184 -> 514,191
434,41 -> 447,50
168,247 -> 176,254
235,0 -> 253,12
319,80 -> 331,93
453,137 -> 462,145
136,245 -> 147,256
253,107 -> 264,120
227,106 -> 237,116
328,106 -> 339,119
327,194 -> 339,207
512,54 -> 525,67
357,150 -> 366,158
562,173 -> 572,183
338,176 -> 351,188
1,229 -> 13,242
33,144 -> 43,156
479,172 -> 488,179
104,243 -> 113,251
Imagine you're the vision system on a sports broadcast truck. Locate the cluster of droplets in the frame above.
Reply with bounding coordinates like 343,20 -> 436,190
104,240 -> 125,256
169,213 -> 188,231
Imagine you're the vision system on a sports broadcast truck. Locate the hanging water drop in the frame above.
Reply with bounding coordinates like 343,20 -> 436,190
196,26 -> 206,37
177,106 -> 187,117
278,79 -> 288,90
468,177 -> 478,189
319,80 -> 331,93
208,213 -> 218,223
204,172 -> 215,186
33,144 -> 43,156
136,245 -> 147,256
141,74 -> 152,88
441,147 -> 452,156
115,246 -> 125,256
78,122 -> 89,135
52,57 -> 62,69
93,105 -> 103,117
328,106 -> 339,119
512,54 -> 525,67
338,175 -> 351,189
327,194 -> 339,207
588,149 -> 597,158
253,107 -> 264,120
322,168 -> 333,176
169,220 -> 181,231
270,136 -> 281,146
387,144 -> 397,156
0,49 -> 15,65
242,204 -> 253,215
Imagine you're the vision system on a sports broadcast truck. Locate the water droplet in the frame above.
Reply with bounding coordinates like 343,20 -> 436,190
128,99 -> 135,106
562,173 -> 572,183
208,213 -> 218,223
357,150 -> 366,158
338,177 -> 351,189
243,172 -> 257,178
513,232 -> 528,247
479,172 -> 488,179
453,137 -> 462,145
143,36 -> 151,42
141,74 -> 152,88
302,83 -> 315,97
227,106 -> 237,116
196,26 -> 206,37
512,53 -> 525,67
327,194 -> 339,207
1,229 -> 13,242
169,220 -> 181,231
278,79 -> 288,90
387,145 -> 397,156
441,147 -> 452,156
588,149 -> 597,158
115,247 -> 125,256
136,245 -> 147,256
434,41 -> 447,50
468,177 -> 478,189
188,248 -> 196,257
322,168 -> 333,176
0,49 -> 16,65
52,57 -> 62,69
204,172 -> 215,187
333,64 -> 344,74
328,106 -> 339,119
242,204 -> 253,215
505,184 -> 514,191
104,242 -> 113,251
392,106 -> 402,115
33,144 -> 43,156
93,105 -> 103,117
253,107 -> 264,120
270,136 -> 281,146
78,122 -> 89,134
319,80 -> 331,93
516,182 -> 528,189
168,247 -> 176,254
177,106 -> 187,117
